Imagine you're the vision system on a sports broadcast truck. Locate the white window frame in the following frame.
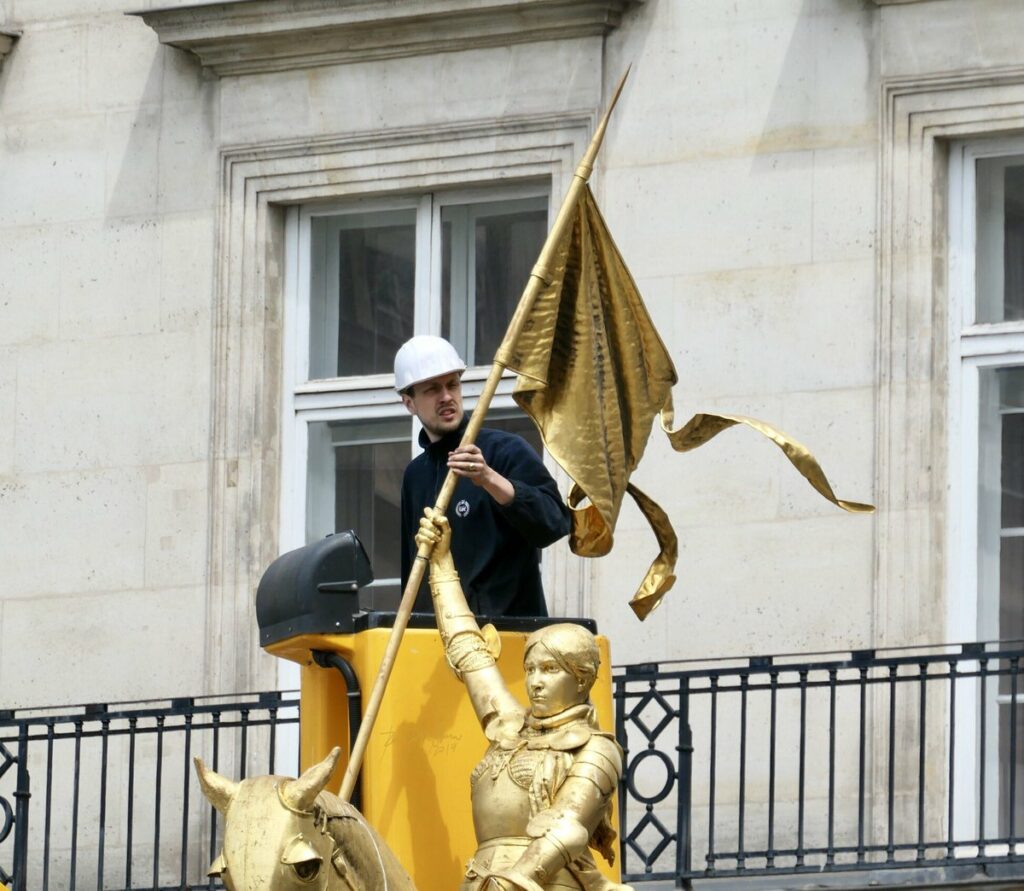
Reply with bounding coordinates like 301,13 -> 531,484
277,175 -> 563,707
947,136 -> 1024,848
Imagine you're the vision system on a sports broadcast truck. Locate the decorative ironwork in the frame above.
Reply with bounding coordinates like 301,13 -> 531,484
12,644 -> 1024,888
0,691 -> 300,891
614,641 -> 1024,887
0,739 -> 14,848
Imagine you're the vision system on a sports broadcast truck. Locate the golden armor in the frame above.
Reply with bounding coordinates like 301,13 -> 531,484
417,510 -> 633,891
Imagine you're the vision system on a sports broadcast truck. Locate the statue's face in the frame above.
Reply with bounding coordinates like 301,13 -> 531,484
524,643 -> 585,718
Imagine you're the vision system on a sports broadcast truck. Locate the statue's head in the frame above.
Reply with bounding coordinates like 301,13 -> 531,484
523,623 -> 600,718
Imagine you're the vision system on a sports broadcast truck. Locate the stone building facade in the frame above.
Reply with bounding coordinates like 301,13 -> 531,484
1,0 -> 1023,886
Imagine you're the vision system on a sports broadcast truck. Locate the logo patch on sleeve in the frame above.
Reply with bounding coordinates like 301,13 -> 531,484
455,499 -> 471,518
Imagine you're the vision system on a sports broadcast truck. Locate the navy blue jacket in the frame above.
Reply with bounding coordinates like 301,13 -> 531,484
400,416 -> 571,616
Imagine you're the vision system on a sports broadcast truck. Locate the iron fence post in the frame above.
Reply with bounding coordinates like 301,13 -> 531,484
614,672 -> 628,876
677,677 -> 693,889
13,724 -> 30,891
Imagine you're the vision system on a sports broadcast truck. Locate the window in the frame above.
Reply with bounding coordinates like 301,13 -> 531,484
282,183 -> 550,609
949,138 -> 1024,839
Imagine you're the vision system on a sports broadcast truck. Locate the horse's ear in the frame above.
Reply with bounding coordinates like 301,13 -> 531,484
282,747 -> 342,812
194,757 -> 239,815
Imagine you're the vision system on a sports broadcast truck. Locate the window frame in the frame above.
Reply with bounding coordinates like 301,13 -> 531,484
279,179 -> 555,564
947,135 -> 1024,847
947,136 -> 1024,645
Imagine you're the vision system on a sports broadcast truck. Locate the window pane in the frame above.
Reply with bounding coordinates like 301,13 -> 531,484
441,195 -> 547,366
999,689 -> 1024,835
306,417 -> 410,607
982,367 -> 1024,833
309,209 -> 416,379
981,367 -> 1024,638
484,409 -> 543,458
975,156 -> 1024,323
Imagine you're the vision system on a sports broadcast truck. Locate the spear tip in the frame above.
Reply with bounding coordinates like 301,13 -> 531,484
576,66 -> 632,181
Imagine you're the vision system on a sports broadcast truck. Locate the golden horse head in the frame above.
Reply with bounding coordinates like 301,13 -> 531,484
194,747 -> 416,891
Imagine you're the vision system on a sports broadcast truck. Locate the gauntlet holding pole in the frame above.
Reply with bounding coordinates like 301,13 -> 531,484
338,69 -> 631,803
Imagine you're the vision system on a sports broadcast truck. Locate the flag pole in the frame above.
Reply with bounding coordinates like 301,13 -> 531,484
338,69 -> 631,802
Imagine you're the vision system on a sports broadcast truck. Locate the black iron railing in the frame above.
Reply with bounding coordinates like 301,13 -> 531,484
614,641 -> 1024,887
12,644 -> 1024,889
0,691 -> 299,891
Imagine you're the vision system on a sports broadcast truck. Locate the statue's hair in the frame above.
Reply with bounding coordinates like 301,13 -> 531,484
524,623 -> 600,691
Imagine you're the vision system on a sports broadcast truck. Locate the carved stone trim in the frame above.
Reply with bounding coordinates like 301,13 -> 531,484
131,0 -> 641,76
207,112 -> 593,692
875,65 -> 1024,651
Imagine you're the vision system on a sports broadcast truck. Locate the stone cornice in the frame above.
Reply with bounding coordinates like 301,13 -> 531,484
0,30 -> 20,68
130,0 -> 642,76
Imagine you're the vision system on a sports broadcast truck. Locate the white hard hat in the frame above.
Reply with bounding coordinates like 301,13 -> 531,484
394,336 -> 466,392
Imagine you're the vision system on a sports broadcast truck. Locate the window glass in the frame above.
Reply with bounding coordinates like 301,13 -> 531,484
981,366 -> 1024,642
308,209 -> 416,379
484,409 -> 543,458
981,366 -> 1024,834
293,183 -> 552,613
441,196 -> 548,366
306,416 -> 410,606
975,156 -> 1024,323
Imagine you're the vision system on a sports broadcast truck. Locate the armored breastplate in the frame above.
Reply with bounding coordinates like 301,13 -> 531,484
470,704 -> 598,842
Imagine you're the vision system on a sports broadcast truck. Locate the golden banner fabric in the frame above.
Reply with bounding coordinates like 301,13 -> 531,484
505,186 -> 872,620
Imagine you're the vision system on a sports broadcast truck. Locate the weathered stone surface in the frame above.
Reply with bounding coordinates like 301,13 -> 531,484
879,0 -> 1024,76
14,331 -> 209,473
0,584 -> 208,707
218,37 -> 602,146
0,348 -> 14,475
602,0 -> 876,168
1,467 -> 148,598
602,153 -> 816,278
133,0 -> 642,76
143,461 -> 209,589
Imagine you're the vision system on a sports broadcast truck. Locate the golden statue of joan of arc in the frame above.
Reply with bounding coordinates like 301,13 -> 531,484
416,509 -> 633,891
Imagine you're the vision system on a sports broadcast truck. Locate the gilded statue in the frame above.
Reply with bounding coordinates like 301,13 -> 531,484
194,747 -> 415,890
417,509 -> 633,891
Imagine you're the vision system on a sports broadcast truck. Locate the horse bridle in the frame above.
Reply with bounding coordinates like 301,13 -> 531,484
274,783 -> 389,891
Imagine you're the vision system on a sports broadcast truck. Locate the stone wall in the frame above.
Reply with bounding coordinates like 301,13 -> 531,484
0,0 -> 1021,784
0,0 -> 220,705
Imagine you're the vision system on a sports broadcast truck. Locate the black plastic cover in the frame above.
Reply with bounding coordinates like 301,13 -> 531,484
257,530 -> 373,646
355,612 -> 598,634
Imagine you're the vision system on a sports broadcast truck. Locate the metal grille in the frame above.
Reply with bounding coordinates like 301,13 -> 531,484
614,642 -> 1024,886
0,691 -> 299,891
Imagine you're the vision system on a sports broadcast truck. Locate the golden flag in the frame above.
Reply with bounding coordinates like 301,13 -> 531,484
504,186 -> 873,620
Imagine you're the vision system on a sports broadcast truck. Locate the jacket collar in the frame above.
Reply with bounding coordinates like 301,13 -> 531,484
418,413 -> 469,455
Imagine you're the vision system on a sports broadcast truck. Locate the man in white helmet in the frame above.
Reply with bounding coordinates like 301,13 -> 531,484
395,335 -> 571,616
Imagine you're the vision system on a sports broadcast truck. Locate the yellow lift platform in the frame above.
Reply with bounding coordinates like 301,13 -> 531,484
257,531 -> 621,891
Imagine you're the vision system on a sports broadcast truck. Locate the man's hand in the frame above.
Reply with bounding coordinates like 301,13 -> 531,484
415,508 -> 451,558
448,444 -> 491,484
448,445 -> 515,505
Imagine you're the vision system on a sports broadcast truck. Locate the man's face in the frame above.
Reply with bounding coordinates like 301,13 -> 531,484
401,372 -> 464,441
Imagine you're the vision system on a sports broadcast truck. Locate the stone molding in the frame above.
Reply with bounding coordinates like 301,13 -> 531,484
208,111 -> 593,692
875,64 -> 1024,651
131,0 -> 641,76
